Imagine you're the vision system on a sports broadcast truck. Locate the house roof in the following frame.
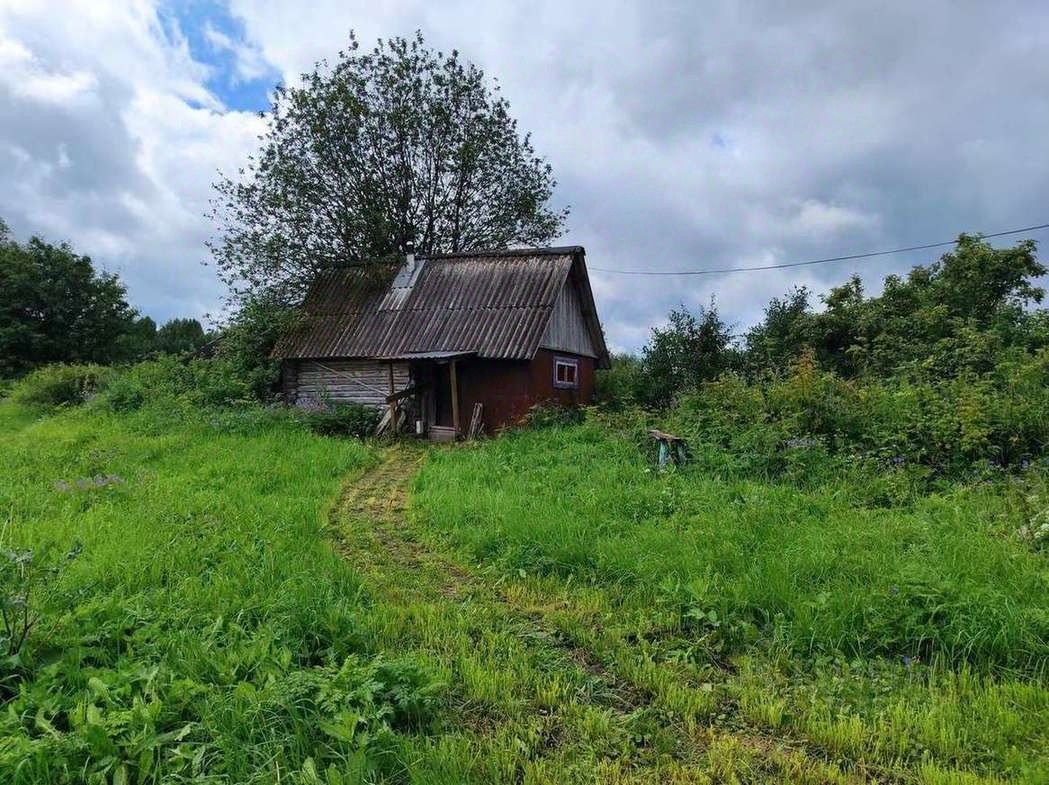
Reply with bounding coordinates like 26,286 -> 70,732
272,246 -> 610,368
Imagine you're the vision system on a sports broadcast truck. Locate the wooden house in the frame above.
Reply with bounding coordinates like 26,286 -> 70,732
272,246 -> 609,440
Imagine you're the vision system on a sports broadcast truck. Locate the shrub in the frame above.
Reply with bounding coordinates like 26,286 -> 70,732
98,355 -> 260,411
525,401 -> 585,429
102,373 -> 146,411
595,353 -> 645,408
10,364 -> 113,408
300,401 -> 381,439
0,541 -> 82,660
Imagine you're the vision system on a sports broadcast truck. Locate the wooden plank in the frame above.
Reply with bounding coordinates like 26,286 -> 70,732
648,428 -> 685,443
387,363 -> 396,435
450,359 -> 460,436
385,383 -> 429,404
428,425 -> 457,443
295,359 -> 409,408
539,279 -> 598,357
468,402 -> 484,439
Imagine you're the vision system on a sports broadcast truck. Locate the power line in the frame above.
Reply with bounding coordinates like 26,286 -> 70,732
588,222 -> 1049,276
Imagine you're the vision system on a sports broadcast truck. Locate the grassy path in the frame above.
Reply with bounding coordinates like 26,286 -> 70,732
331,447 -> 879,784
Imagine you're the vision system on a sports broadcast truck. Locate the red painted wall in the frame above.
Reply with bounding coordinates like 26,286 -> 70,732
455,349 -> 596,433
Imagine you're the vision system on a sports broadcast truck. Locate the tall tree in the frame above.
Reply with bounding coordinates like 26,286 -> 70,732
209,32 -> 568,305
155,318 -> 208,355
0,223 -> 137,376
641,302 -> 736,406
743,285 -> 811,372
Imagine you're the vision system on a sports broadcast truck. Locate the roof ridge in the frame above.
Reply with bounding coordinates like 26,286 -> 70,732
420,245 -> 584,261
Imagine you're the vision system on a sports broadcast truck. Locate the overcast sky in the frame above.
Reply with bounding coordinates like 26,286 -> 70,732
1,1 -> 1047,351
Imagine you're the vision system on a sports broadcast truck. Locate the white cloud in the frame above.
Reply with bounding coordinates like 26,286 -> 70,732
789,200 -> 880,237
0,36 -> 98,104
1,0 -> 1048,347
203,20 -> 270,82
0,0 -> 263,323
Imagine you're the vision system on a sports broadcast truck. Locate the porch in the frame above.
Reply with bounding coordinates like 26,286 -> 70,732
379,351 -> 478,441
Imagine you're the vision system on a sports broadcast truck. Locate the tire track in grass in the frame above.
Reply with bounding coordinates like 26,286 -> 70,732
329,446 -> 880,784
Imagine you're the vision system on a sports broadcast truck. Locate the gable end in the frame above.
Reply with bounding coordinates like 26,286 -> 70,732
539,279 -> 597,358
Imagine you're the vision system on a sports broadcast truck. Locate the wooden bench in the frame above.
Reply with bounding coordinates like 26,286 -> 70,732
649,429 -> 688,469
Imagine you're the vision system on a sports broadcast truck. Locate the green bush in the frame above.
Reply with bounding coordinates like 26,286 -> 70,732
595,353 -> 645,408
10,364 -> 113,408
102,373 -> 146,412
99,355 -> 261,411
301,402 -> 381,439
525,401 -> 586,429
661,348 -> 1049,486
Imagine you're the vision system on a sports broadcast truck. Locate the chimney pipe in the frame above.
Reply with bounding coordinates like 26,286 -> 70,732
404,239 -> 415,272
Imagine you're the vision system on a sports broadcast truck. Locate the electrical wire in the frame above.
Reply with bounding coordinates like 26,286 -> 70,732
588,222 -> 1049,276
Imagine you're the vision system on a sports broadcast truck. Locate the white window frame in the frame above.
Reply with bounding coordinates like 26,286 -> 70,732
553,356 -> 580,389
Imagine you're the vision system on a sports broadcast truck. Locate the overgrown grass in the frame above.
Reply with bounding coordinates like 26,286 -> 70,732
0,399 -> 453,783
3,361 -> 1048,783
413,421 -> 1049,782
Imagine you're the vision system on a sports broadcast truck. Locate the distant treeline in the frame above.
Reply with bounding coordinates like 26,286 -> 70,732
597,234 -> 1049,479
601,234 -> 1046,406
0,219 -> 212,377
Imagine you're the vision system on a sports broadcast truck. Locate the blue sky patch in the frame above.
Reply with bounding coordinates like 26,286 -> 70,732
161,1 -> 278,113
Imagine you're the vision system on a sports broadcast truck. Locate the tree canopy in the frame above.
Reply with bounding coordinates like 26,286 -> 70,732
209,32 -> 568,305
742,234 -> 1046,378
0,220 -> 213,376
0,221 -> 137,376
601,234 -> 1046,407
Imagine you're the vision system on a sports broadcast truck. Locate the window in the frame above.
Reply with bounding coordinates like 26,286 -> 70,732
553,357 -> 579,389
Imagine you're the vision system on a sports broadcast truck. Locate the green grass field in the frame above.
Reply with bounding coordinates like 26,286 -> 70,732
0,400 -> 1046,783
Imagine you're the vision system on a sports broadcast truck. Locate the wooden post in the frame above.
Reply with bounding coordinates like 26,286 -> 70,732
387,363 -> 396,435
450,359 -> 460,436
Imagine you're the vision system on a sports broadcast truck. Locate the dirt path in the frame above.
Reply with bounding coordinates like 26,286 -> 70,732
329,446 -> 883,784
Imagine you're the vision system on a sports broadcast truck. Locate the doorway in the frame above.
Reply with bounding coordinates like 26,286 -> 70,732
432,363 -> 453,427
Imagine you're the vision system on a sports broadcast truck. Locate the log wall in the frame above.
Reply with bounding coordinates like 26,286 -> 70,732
283,359 -> 410,408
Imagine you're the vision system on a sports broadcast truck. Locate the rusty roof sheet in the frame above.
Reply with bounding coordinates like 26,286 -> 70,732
273,246 -> 608,364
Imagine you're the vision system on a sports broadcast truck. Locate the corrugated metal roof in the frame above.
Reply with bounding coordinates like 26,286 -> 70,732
272,247 -> 609,365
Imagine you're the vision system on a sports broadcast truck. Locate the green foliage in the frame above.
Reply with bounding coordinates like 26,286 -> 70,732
10,364 -> 114,408
742,235 -> 1047,379
0,399 -> 445,783
114,316 -> 158,362
742,285 -> 812,373
0,227 -> 137,375
594,353 -> 645,409
99,355 -> 258,410
524,401 -> 586,429
665,347 -> 1049,485
639,302 -> 735,406
154,318 -> 208,355
0,542 -> 81,657
210,295 -> 298,399
209,31 -> 567,306
300,402 -> 381,439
